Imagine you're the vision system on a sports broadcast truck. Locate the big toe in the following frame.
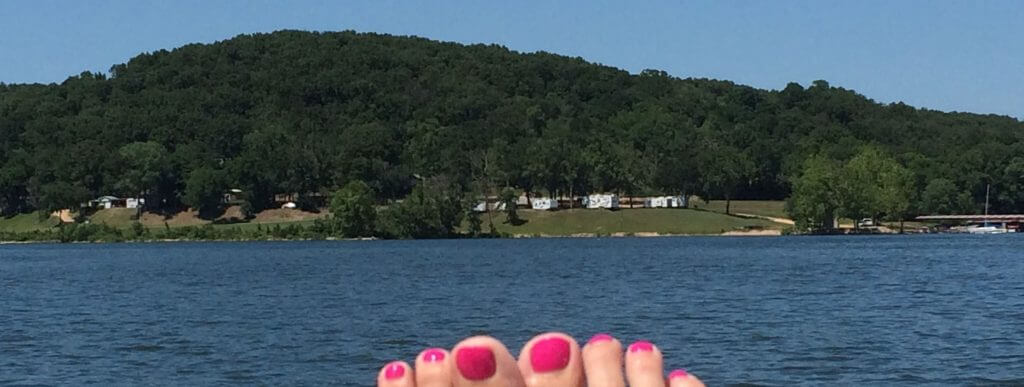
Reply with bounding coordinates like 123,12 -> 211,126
516,332 -> 583,387
452,336 -> 526,387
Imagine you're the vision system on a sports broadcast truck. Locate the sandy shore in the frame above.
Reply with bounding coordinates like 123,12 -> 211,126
720,229 -> 783,236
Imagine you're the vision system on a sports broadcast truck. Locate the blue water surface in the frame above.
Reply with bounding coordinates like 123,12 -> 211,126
2,235 -> 1022,386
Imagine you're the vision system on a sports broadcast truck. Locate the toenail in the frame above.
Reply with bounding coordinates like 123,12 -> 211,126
456,346 -> 496,380
422,348 -> 446,363
588,333 -> 614,344
669,369 -> 689,379
629,340 -> 654,353
384,362 -> 405,380
530,337 -> 571,372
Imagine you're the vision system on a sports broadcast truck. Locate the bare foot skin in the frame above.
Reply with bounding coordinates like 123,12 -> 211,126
376,332 -> 705,387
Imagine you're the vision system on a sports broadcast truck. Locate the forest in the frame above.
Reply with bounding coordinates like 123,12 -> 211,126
1,30 -> 1023,232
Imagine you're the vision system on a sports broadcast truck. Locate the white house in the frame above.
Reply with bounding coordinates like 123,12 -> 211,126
583,194 -> 619,209
90,196 -> 122,209
531,197 -> 559,210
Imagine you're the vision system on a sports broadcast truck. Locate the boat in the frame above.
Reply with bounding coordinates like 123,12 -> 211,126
967,184 -> 1013,234
966,224 -> 1010,234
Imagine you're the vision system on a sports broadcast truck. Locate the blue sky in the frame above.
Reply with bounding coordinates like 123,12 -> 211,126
1,0 -> 1021,118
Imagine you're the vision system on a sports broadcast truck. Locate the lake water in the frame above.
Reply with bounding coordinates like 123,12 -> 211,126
2,236 -> 1023,386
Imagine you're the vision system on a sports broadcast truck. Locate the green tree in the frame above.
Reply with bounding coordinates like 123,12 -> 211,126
117,142 -> 169,212
500,187 -> 520,224
329,180 -> 377,238
878,160 -> 914,232
998,157 -> 1024,213
228,128 -> 290,212
0,152 -> 32,215
838,148 -> 885,224
33,181 -> 91,216
787,155 -> 842,232
377,177 -> 465,239
182,167 -> 224,219
699,143 -> 754,214
466,208 -> 483,237
652,128 -> 701,203
920,178 -> 961,215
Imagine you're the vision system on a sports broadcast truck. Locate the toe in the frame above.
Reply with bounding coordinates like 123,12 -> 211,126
516,332 -> 583,387
667,369 -> 706,387
416,348 -> 452,387
581,333 -> 625,387
624,340 -> 664,387
378,361 -> 415,387
452,336 -> 526,387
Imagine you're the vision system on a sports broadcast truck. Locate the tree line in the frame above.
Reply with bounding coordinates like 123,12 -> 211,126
1,30 -> 1023,231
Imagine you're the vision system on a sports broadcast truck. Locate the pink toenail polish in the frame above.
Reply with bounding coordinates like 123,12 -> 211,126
384,362 -> 405,380
588,333 -> 614,344
530,337 -> 571,373
669,369 -> 689,379
422,348 -> 446,363
456,346 -> 496,380
629,340 -> 654,353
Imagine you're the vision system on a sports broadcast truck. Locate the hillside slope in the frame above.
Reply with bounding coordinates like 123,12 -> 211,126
2,30 -> 1022,219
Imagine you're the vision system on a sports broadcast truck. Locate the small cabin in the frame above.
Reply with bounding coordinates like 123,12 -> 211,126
531,198 -> 559,211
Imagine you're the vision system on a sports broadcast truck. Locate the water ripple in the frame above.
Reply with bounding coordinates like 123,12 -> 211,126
1,236 -> 1022,385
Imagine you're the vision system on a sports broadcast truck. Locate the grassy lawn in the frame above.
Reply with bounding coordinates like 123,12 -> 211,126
0,212 -> 61,232
6,206 -> 781,237
86,208 -> 137,227
84,208 -> 324,230
690,199 -> 789,219
481,208 -> 780,236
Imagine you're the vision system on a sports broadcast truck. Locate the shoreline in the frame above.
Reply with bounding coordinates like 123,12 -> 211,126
0,229 -> 785,244
0,230 -> 973,245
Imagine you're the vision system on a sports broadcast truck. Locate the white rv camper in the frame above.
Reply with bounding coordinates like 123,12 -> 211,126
645,196 -> 667,208
531,198 -> 559,210
583,194 -> 619,209
669,195 -> 686,208
645,196 -> 686,208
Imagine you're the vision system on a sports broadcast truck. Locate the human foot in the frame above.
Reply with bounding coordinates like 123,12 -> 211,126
376,332 -> 705,387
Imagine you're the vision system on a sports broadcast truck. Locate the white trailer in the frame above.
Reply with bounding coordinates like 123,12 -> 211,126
668,195 -> 686,208
646,196 -> 686,208
645,196 -> 667,208
583,194 -> 619,209
531,197 -> 559,210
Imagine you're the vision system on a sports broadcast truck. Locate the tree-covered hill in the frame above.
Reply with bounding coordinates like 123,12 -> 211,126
2,29 -> 1022,219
